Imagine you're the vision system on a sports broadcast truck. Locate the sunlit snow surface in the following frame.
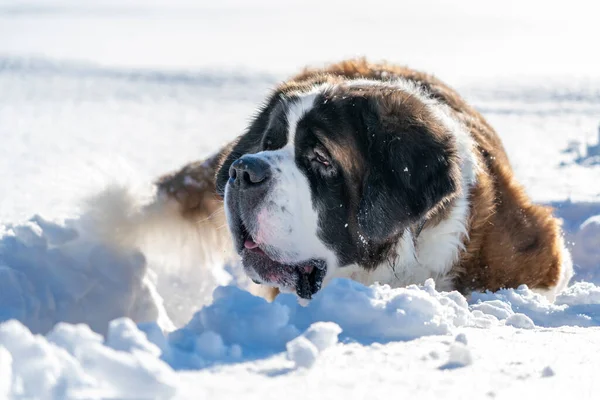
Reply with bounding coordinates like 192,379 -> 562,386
1,0 -> 600,399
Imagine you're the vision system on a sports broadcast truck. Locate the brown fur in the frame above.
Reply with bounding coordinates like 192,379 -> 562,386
158,58 -> 564,296
156,152 -> 224,223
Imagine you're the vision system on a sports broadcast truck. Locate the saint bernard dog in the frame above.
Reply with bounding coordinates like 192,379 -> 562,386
157,59 -> 573,302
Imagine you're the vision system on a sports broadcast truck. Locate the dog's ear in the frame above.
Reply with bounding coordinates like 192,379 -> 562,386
356,93 -> 460,243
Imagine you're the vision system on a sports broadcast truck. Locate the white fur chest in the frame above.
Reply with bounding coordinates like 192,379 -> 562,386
328,193 -> 470,292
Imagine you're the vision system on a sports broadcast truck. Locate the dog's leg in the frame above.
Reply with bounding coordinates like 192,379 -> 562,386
156,152 -> 224,222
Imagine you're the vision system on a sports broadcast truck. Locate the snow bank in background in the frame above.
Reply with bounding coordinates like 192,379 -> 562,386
572,216 -> 600,276
472,282 -> 600,327
556,281 -> 600,305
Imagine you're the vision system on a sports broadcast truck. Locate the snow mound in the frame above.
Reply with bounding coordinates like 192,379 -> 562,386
300,322 -> 343,353
505,313 -> 535,329
286,322 -> 342,369
0,214 -> 166,335
151,278 -> 600,371
160,278 -> 495,370
285,322 -> 342,368
0,183 -> 243,335
471,283 -> 600,327
1,277 -> 600,396
0,319 -> 177,399
286,336 -> 318,369
556,281 -> 600,305
572,215 -> 600,275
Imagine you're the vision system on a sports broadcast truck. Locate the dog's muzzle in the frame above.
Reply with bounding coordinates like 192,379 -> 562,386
225,155 -> 327,299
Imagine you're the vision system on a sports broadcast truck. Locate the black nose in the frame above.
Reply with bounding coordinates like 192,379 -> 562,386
229,156 -> 271,187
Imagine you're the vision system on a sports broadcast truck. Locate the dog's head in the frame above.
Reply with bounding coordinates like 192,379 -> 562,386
216,79 -> 461,299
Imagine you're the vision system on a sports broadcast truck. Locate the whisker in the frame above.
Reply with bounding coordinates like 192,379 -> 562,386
194,207 -> 225,224
216,223 -> 230,231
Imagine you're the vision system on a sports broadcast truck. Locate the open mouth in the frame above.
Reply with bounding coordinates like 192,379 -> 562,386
239,222 -> 326,299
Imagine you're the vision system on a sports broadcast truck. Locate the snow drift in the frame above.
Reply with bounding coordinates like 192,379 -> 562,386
1,183 -> 600,399
3,276 -> 600,398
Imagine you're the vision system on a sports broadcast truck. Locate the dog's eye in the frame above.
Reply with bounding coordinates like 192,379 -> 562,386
314,147 -> 330,166
308,144 -> 337,178
263,139 -> 274,151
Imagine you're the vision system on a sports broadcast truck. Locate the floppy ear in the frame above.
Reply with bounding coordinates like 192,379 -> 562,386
356,94 -> 460,243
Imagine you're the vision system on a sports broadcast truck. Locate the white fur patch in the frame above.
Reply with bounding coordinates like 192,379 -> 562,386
225,92 -> 338,283
284,93 -> 319,151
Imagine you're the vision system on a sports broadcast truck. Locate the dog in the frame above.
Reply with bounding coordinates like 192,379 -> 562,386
156,59 -> 573,302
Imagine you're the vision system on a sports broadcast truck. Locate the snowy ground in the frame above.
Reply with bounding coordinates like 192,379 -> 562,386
1,0 -> 600,399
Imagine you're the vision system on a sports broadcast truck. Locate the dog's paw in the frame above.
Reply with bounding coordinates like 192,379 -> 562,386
156,159 -> 219,216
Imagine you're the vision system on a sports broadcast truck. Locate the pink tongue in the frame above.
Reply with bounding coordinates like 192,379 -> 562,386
244,239 -> 259,249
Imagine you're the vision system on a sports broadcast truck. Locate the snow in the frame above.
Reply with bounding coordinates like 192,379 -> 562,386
440,336 -> 473,369
0,319 -> 178,399
2,237 -> 600,398
472,284 -> 600,328
299,322 -> 342,353
0,212 -> 169,336
1,0 -> 600,398
504,314 -> 536,330
541,366 -> 555,378
572,215 -> 600,275
285,336 -> 318,369
284,323 -> 341,369
556,281 -> 600,306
